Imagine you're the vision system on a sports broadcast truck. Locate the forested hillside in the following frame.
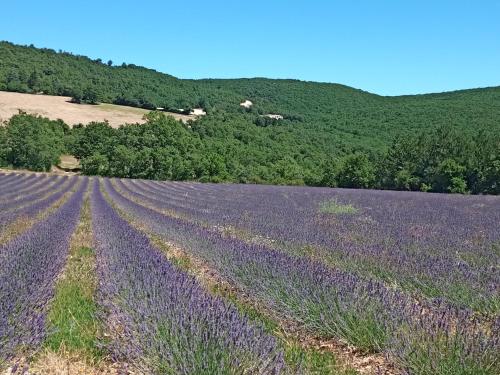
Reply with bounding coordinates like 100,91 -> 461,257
1,41 -> 499,193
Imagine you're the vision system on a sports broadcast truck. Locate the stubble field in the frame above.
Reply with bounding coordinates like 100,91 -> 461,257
0,91 -> 195,128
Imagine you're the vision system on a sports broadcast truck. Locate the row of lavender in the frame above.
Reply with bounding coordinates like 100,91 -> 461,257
0,173 -> 48,197
0,177 -> 498,371
0,176 -> 87,363
0,174 -> 291,373
118,178 -> 500,314
1,175 -> 66,210
91,179 -> 285,373
0,175 -> 78,231
105,178 -> 500,374
0,173 -> 71,205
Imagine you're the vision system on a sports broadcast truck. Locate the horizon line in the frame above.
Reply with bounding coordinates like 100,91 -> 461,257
3,40 -> 499,98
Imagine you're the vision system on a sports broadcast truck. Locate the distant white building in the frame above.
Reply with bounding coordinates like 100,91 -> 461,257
190,108 -> 207,116
265,114 -> 284,120
240,100 -> 253,109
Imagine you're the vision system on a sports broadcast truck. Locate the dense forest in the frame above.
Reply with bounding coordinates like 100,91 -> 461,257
1,113 -> 498,194
0,41 -> 499,194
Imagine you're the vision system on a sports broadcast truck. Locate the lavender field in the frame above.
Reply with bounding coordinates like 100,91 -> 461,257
0,172 -> 499,374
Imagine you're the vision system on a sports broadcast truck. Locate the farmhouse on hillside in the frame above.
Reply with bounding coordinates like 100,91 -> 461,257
240,99 -> 253,109
190,108 -> 207,116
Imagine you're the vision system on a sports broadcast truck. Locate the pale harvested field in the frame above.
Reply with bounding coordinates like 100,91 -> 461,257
0,91 -> 195,128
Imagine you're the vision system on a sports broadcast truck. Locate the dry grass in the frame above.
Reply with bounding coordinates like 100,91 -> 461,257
0,91 -> 196,128
26,350 -> 125,375
58,155 -> 81,171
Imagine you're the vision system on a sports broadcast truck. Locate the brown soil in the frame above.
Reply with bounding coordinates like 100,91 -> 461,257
3,352 -> 137,375
57,155 -> 81,171
0,91 -> 196,128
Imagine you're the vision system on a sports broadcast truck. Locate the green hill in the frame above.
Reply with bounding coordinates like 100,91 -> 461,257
0,41 -> 499,193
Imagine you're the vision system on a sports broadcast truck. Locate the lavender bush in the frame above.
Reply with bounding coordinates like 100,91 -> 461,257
0,175 -> 63,212
0,173 -> 22,186
0,174 -> 48,200
91,180 -> 285,374
121,178 -> 500,314
104,178 -> 499,374
0,177 -> 87,362
0,176 -> 78,231
0,173 -> 39,194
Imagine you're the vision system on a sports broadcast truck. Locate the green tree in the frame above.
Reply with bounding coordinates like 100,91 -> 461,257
394,169 -> 420,191
27,71 -> 40,91
5,113 -> 66,171
336,153 -> 376,189
152,148 -> 175,180
68,122 -> 115,159
432,158 -> 468,193
71,87 -> 84,104
203,153 -> 226,178
380,135 -> 421,190
109,145 -> 136,178
320,160 -> 339,187
480,160 -> 500,194
0,126 -> 8,166
273,156 -> 304,185
83,86 -> 99,104
6,70 -> 28,92
81,153 -> 109,176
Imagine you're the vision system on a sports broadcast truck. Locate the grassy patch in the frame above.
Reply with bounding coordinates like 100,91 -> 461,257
285,344 -> 358,375
319,199 -> 358,215
169,252 -> 192,271
210,284 -> 358,374
44,197 -> 103,362
45,248 -> 103,358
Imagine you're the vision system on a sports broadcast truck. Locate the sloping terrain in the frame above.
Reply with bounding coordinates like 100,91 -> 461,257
2,40 -> 500,151
0,91 -> 195,127
0,41 -> 498,192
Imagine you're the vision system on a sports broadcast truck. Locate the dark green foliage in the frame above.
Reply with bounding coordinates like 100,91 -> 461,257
72,113 -> 201,180
4,113 -> 67,171
70,86 -> 99,104
380,125 -> 500,194
80,153 -> 109,176
2,40 -> 500,149
0,126 -> 7,167
68,122 -> 116,159
335,153 -> 376,189
0,41 -> 499,194
2,114 -> 498,194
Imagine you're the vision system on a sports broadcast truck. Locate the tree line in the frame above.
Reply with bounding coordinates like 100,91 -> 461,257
1,113 -> 497,194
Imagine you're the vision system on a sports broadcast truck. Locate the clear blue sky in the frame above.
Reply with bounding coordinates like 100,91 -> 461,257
1,0 -> 499,95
